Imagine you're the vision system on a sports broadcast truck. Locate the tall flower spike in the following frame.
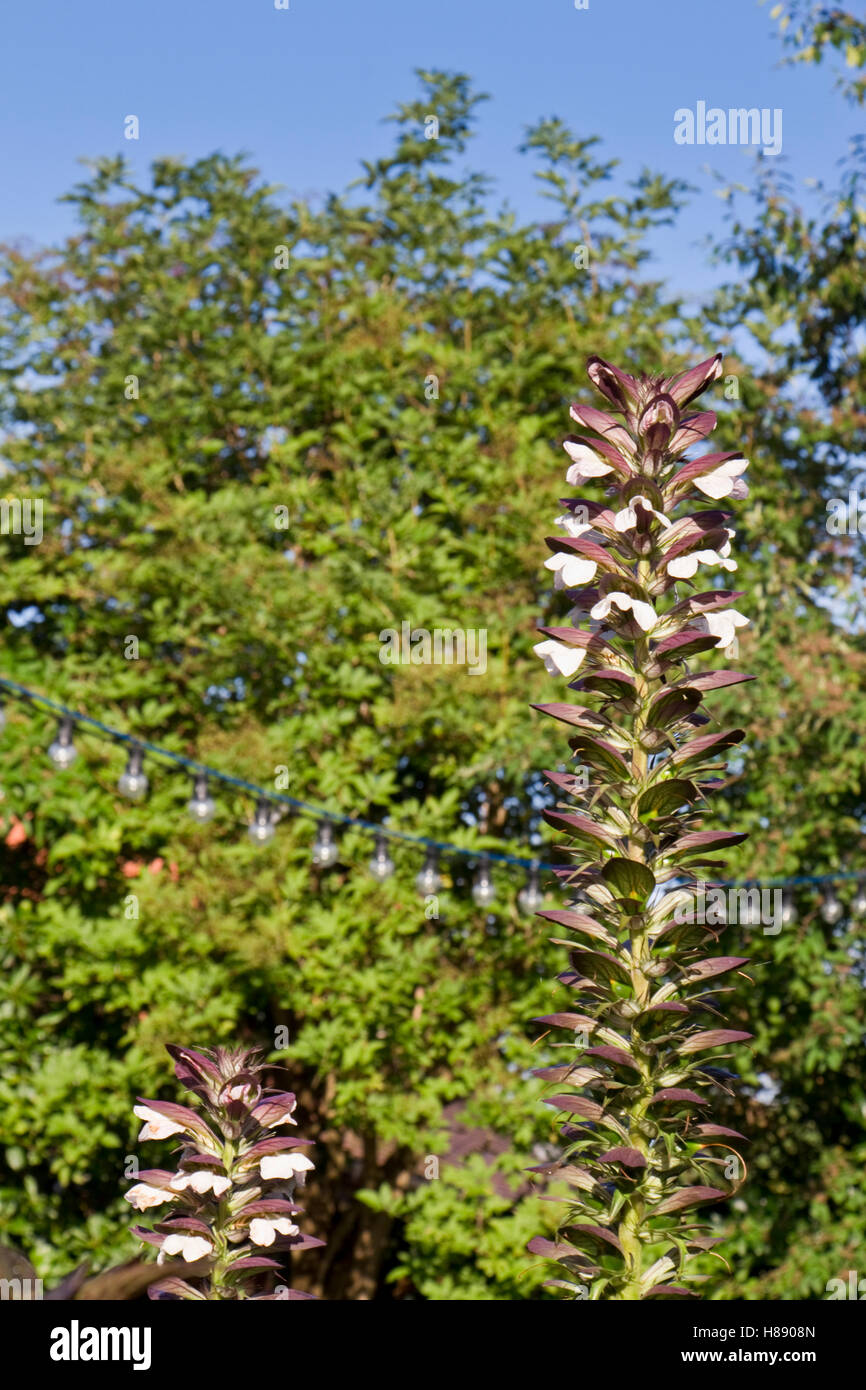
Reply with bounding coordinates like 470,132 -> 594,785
127,1044 -> 323,1300
528,355 -> 753,1301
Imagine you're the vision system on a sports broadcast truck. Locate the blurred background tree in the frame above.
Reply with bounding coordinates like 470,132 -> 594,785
699,2 -> 866,1298
0,70 -> 688,1298
0,10 -> 864,1298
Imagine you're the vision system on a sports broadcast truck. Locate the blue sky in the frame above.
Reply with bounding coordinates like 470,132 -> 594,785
0,0 -> 855,297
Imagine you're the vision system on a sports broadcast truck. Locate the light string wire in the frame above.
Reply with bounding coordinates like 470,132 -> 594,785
0,674 -> 544,870
0,673 -> 861,895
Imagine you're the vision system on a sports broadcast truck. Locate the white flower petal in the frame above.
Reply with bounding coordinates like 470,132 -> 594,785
613,496 -> 670,532
613,505 -> 637,532
133,1105 -> 187,1142
161,1234 -> 214,1263
693,457 -> 749,500
554,512 -> 593,539
589,595 -> 612,621
630,600 -> 658,632
249,1218 -> 276,1247
533,639 -> 585,679
702,609 -> 750,649
249,1216 -> 300,1247
124,1182 -> 173,1211
669,548 -> 738,579
590,591 -> 655,630
694,474 -> 735,500
172,1171 -> 232,1197
260,1154 -> 315,1182
591,591 -> 631,620
667,553 -> 699,579
544,552 -> 597,587
563,441 -> 613,480
561,556 -> 597,588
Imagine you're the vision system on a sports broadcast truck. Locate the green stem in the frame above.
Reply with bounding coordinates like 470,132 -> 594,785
611,563 -> 659,1300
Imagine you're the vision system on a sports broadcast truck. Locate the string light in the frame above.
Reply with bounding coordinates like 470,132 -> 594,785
312,821 -> 339,868
248,799 -> 277,846
780,893 -> 797,927
47,718 -> 77,769
117,746 -> 149,801
0,676 -> 548,875
472,857 -> 496,909
187,774 -> 216,823
820,893 -> 843,925
518,862 -> 545,916
368,834 -> 395,882
1,675 -> 866,903
415,850 -> 441,897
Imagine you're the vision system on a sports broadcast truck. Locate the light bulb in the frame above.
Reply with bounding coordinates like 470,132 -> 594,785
312,821 -> 339,867
187,774 -> 216,823
117,746 -> 148,801
472,857 -> 496,908
48,718 -> 77,768
368,834 -> 395,882
780,893 -> 797,927
248,799 -> 276,845
820,893 -> 843,925
415,850 -> 441,897
851,886 -> 866,918
518,864 -> 544,915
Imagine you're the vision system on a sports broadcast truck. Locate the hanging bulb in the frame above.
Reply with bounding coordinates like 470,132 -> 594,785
368,833 -> 395,882
248,798 -> 276,845
518,862 -> 544,915
415,850 -> 442,897
851,885 -> 866,918
780,893 -> 797,927
48,718 -> 77,768
472,856 -> 496,908
187,774 -> 216,823
820,892 -> 843,925
312,821 -> 339,867
117,745 -> 149,801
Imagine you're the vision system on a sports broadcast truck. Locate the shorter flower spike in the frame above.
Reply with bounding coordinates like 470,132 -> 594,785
127,1044 -> 324,1300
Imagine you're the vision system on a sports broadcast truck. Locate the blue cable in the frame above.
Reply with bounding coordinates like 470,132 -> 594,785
0,674 -> 861,891
0,675 -> 549,870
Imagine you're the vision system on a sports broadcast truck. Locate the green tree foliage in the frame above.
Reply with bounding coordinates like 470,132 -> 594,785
767,1 -> 866,104
0,71 -> 689,1297
1,35 -> 863,1298
695,16 -> 866,1299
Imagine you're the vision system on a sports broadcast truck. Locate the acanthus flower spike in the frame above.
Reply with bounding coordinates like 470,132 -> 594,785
127,1044 -> 323,1299
528,353 -> 753,1301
